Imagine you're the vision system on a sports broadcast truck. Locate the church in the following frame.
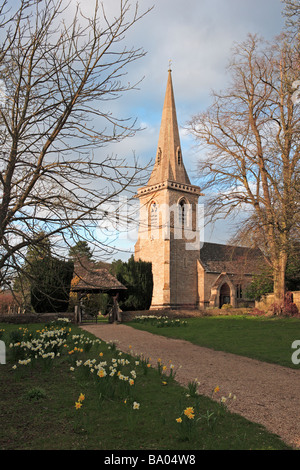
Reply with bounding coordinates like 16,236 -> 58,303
134,69 -> 265,310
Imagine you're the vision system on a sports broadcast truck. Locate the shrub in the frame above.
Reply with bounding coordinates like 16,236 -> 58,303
111,256 -> 153,311
248,307 -> 266,316
30,257 -> 74,313
269,293 -> 299,317
25,387 -> 47,401
221,304 -> 233,310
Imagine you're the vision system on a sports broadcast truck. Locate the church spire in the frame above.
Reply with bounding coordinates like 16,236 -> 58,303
147,69 -> 191,186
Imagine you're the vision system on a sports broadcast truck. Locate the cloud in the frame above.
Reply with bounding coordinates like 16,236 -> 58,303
70,0 -> 286,252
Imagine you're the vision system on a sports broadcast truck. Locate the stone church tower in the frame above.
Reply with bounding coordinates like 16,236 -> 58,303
134,69 -> 202,309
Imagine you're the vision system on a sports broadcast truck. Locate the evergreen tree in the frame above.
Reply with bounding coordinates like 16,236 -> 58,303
68,241 -> 93,261
111,256 -> 153,311
30,257 -> 74,313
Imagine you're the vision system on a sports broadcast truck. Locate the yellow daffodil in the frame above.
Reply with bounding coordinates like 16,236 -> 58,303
184,407 -> 195,419
176,417 -> 182,423
75,401 -> 82,410
97,369 -> 106,378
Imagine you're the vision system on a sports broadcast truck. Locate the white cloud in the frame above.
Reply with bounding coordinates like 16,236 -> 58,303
68,0 -> 286,253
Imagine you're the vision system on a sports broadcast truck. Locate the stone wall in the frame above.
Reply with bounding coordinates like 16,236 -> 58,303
255,291 -> 300,310
0,312 -> 75,324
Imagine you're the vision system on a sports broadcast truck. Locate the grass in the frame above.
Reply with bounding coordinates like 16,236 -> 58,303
128,315 -> 300,368
0,320 -> 293,450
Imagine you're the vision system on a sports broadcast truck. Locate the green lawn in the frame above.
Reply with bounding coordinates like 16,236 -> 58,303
128,315 -> 300,368
0,321 -> 292,450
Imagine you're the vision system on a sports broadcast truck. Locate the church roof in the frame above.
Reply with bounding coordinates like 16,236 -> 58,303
147,69 -> 191,186
199,242 -> 267,275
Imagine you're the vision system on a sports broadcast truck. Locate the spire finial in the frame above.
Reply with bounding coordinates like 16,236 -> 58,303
168,59 -> 172,71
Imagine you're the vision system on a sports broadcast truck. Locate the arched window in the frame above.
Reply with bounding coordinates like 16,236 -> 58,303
177,147 -> 182,165
178,199 -> 185,227
150,201 -> 159,229
157,148 -> 162,165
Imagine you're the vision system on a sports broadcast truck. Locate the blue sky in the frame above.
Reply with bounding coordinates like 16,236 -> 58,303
79,0 -> 286,260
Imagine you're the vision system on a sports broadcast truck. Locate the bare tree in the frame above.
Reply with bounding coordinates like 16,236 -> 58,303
282,0 -> 300,35
187,34 -> 300,304
0,0 -> 152,288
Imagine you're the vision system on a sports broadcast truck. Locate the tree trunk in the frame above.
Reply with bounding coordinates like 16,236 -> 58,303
273,252 -> 288,306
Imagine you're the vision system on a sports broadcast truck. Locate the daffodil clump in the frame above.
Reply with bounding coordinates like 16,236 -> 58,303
70,333 -> 99,353
175,385 -> 237,441
67,345 -> 139,406
9,326 -> 69,366
212,385 -> 237,409
175,406 -> 198,441
134,315 -> 187,328
75,392 -> 85,410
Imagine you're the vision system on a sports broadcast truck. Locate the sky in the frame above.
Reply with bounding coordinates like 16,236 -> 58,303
79,0 -> 286,260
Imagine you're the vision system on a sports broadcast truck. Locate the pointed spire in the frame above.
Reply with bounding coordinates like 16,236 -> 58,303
147,69 -> 191,186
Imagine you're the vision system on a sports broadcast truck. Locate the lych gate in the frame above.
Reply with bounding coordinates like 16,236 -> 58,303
71,258 -> 126,324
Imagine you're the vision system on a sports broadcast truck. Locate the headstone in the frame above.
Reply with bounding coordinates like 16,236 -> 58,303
0,340 -> 6,364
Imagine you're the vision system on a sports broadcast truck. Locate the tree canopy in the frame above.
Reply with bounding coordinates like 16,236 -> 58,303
188,33 -> 300,303
0,0 -> 151,288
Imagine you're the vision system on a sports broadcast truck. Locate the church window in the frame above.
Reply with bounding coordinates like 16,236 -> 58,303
236,284 -> 243,299
177,147 -> 182,165
157,148 -> 162,165
150,201 -> 159,228
178,199 -> 185,227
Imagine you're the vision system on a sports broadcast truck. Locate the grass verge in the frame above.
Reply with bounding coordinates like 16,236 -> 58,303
0,321 -> 293,450
128,315 -> 300,368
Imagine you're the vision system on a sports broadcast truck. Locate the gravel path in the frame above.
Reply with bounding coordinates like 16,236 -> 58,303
81,323 -> 300,449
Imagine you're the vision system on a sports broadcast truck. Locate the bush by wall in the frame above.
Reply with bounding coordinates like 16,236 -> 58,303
30,257 -> 74,313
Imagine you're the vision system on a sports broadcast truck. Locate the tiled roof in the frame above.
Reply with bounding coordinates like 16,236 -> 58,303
71,258 -> 126,293
199,242 -> 267,275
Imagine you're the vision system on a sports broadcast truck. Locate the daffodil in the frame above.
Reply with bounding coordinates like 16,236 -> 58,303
97,368 -> 106,378
184,407 -> 195,419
